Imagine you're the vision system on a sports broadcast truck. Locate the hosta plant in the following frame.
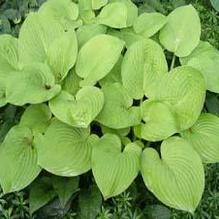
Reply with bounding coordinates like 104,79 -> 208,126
1,0 -> 219,214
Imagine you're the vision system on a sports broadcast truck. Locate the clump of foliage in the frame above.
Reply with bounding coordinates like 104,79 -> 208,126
1,0 -> 219,218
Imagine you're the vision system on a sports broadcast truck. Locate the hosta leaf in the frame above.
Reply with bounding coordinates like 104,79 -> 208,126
0,126 -> 41,193
150,66 -> 206,130
39,0 -> 79,29
20,104 -> 52,134
29,176 -> 56,214
141,137 -> 204,212
62,69 -> 81,96
181,113 -> 219,163
78,0 -> 95,24
101,126 -> 130,137
135,100 -> 178,141
133,12 -> 167,38
52,176 -> 79,208
97,0 -> 137,28
18,12 -> 64,65
92,134 -> 141,199
76,34 -> 125,86
49,87 -> 104,128
159,5 -> 201,57
37,119 -> 99,176
121,39 -> 168,99
47,31 -> 78,82
96,83 -> 141,129
92,0 -> 108,10
180,41 -> 219,93
6,63 -> 61,106
0,34 -> 18,76
210,0 -> 219,11
76,24 -> 107,48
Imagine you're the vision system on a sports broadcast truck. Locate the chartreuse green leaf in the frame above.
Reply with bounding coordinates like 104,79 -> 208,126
62,69 -> 81,96
97,0 -> 137,28
135,100 -> 178,142
39,0 -> 79,29
0,126 -> 41,193
180,41 -> 219,93
141,137 -> 204,213
49,87 -> 104,128
18,12 -> 64,65
181,113 -> 219,163
96,83 -> 141,129
47,31 -> 78,81
20,104 -> 52,134
159,5 -> 201,57
78,0 -> 95,24
121,39 -> 168,99
76,34 -> 125,86
150,66 -> 206,130
133,12 -> 167,38
92,134 -> 141,199
92,0 -> 108,10
37,119 -> 99,176
76,24 -> 107,48
6,63 -> 61,106
0,34 -> 18,76
52,176 -> 79,208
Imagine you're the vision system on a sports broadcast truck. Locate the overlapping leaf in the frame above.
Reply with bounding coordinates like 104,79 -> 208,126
181,113 -> 219,163
92,134 -> 141,199
37,119 -> 99,176
141,137 -> 204,213
96,83 -> 141,129
49,87 -> 104,128
0,126 -> 41,193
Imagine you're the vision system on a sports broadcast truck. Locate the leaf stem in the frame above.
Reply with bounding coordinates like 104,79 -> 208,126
170,54 -> 176,70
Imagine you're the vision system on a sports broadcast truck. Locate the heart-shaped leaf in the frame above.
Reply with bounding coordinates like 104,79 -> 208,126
92,134 -> 141,199
6,63 -> 61,106
181,113 -> 219,163
0,126 -> 41,193
96,83 -> 141,129
49,86 -> 104,128
159,5 -> 201,57
37,119 -> 99,176
76,34 -> 125,86
121,39 -> 168,99
47,31 -> 78,82
133,12 -> 167,38
180,41 -> 219,93
150,66 -> 206,130
20,104 -> 52,134
141,137 -> 204,213
135,100 -> 178,141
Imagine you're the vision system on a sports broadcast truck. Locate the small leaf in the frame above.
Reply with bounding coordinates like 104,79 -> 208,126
144,205 -> 171,219
29,176 -> 56,214
92,0 -> 108,10
37,119 -> 99,176
6,63 -> 61,106
141,137 -> 204,213
135,100 -> 178,141
96,83 -> 141,129
20,104 -> 52,134
133,12 -> 167,38
0,126 -> 41,193
76,34 -> 125,86
92,134 -> 141,199
97,0 -> 138,28
121,39 -> 168,99
180,41 -> 219,93
49,86 -> 104,128
181,113 -> 219,163
159,5 -> 201,57
47,31 -> 78,82
52,176 -> 79,208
